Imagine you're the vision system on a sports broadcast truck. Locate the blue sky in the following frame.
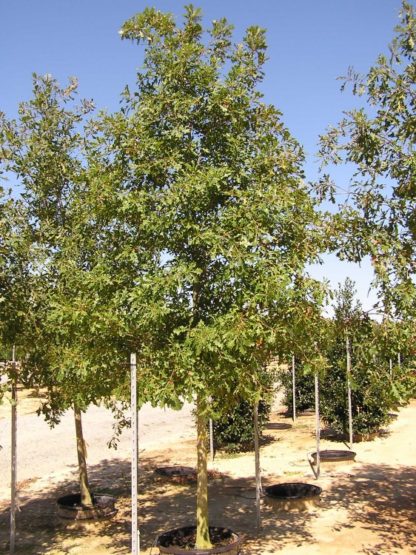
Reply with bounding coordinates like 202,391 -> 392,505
1,0 -> 408,311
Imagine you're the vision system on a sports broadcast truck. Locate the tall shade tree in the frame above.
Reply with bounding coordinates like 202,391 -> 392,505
319,1 -> 416,318
0,75 -> 123,507
88,6 -> 326,548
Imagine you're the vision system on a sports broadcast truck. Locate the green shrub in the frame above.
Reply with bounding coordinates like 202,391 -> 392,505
212,399 -> 271,453
279,363 -> 315,415
320,358 -> 393,436
319,279 -> 414,437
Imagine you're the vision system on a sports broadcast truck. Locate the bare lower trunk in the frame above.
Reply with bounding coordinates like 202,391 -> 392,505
196,396 -> 212,550
74,406 -> 93,507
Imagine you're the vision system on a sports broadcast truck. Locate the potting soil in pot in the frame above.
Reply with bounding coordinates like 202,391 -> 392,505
157,525 -> 241,553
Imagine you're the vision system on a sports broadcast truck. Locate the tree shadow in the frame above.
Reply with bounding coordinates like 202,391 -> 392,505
324,463 -> 416,553
0,454 -> 319,554
2,453 -> 412,554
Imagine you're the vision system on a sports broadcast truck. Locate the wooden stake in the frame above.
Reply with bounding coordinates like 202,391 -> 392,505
292,355 -> 296,422
346,335 -> 353,449
130,353 -> 140,555
314,372 -> 320,479
10,345 -> 17,555
254,400 -> 262,533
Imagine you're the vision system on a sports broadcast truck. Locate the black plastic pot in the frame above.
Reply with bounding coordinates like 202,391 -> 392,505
310,449 -> 356,463
265,483 -> 322,511
56,493 -> 117,520
156,526 -> 242,555
264,422 -> 292,430
155,466 -> 196,478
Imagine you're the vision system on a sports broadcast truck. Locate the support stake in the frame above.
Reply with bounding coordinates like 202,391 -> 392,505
209,418 -> 214,464
314,372 -> 320,479
292,355 -> 296,422
254,400 -> 262,533
130,353 -> 139,555
346,335 -> 353,449
10,345 -> 17,555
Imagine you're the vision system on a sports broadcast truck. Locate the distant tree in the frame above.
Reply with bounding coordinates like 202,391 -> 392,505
321,280 -> 404,436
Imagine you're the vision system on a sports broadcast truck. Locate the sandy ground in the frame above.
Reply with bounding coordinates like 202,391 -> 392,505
0,391 -> 195,496
0,390 -> 415,554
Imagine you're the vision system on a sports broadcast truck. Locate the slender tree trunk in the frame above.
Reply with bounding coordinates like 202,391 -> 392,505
74,406 -> 93,507
196,395 -> 212,550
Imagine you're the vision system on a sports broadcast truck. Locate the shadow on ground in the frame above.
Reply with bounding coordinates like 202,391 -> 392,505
0,455 -> 414,554
0,453 -> 317,554
323,463 -> 416,554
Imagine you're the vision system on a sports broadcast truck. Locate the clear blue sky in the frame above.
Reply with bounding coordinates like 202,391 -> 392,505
1,0 -> 408,311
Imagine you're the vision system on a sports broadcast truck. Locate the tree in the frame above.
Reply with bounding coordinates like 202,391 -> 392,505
319,1 -> 416,319
0,75 -> 123,507
88,6 -> 327,548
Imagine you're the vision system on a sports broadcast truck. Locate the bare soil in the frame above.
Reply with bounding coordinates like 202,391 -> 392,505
0,391 -> 415,554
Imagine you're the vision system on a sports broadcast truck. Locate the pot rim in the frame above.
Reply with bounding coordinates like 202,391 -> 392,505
156,525 -> 242,554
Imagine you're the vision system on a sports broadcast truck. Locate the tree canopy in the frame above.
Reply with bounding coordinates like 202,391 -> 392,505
319,1 -> 416,318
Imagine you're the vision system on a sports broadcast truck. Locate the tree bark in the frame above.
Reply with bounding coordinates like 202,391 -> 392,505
196,396 -> 212,549
74,406 -> 93,507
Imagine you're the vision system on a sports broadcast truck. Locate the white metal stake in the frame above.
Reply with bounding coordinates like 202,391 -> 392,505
292,355 -> 296,422
10,345 -> 17,555
254,401 -> 262,533
346,336 -> 353,449
314,372 -> 320,479
209,418 -> 214,464
398,352 -> 401,368
389,358 -> 393,378
130,353 -> 139,555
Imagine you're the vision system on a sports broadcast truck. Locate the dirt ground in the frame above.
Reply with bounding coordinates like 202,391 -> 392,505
0,392 -> 415,554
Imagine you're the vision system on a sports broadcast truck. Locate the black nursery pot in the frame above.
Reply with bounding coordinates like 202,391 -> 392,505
56,493 -> 117,520
311,449 -> 356,463
157,526 -> 242,555
265,483 -> 322,512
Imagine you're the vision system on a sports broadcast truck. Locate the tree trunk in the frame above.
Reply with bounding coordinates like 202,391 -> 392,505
196,396 -> 212,550
74,406 -> 93,507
